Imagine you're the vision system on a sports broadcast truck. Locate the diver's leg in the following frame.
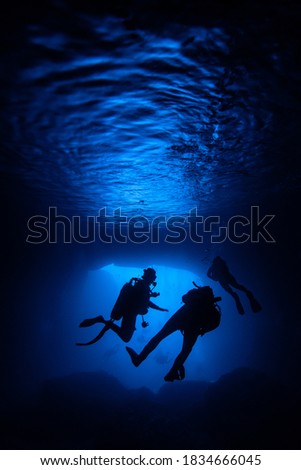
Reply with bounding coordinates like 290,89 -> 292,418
164,332 -> 198,382
228,275 -> 250,293
228,277 -> 262,312
78,317 -> 135,345
219,280 -> 245,315
108,322 -> 135,343
126,317 -> 178,366
219,278 -> 237,295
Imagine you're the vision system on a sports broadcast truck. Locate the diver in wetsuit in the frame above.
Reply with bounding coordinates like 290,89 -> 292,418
207,256 -> 261,315
126,284 -> 221,382
76,268 -> 168,345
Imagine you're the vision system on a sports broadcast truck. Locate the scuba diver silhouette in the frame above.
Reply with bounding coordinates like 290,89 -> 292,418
126,283 -> 222,382
76,268 -> 168,346
207,256 -> 261,315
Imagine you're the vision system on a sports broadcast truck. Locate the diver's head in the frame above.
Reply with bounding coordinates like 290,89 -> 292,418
142,268 -> 157,284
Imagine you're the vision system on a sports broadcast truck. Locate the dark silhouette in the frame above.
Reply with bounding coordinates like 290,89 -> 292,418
207,256 -> 261,315
126,284 -> 221,382
76,268 -> 168,345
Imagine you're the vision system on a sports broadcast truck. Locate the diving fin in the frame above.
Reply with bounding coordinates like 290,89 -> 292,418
76,324 -> 108,346
235,298 -> 245,315
164,365 -> 185,382
79,315 -> 104,328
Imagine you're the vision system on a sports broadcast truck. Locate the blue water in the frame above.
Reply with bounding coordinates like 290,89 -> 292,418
1,1 -> 300,219
0,1 -> 301,441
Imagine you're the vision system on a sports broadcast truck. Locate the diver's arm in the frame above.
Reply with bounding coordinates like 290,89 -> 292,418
148,301 -> 168,312
150,291 -> 160,298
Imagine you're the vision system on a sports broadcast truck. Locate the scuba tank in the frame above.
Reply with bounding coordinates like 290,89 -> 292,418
110,277 -> 157,327
110,278 -> 139,321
